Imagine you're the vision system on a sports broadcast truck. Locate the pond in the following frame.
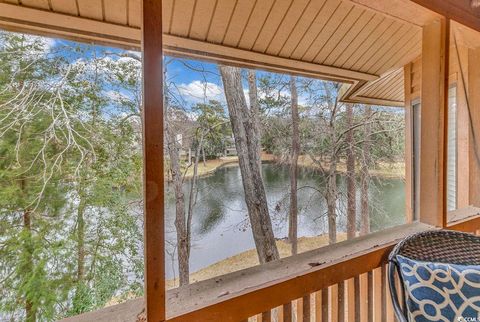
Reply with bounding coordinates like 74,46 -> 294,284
164,162 -> 405,279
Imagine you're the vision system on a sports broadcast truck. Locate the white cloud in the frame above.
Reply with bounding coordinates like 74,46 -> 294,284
177,80 -> 223,103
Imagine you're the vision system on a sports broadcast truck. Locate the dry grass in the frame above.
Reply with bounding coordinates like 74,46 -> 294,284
180,153 -> 404,180
182,153 -> 276,179
293,155 -> 405,179
166,233 -> 347,289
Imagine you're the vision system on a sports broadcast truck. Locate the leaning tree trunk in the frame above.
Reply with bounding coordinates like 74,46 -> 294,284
247,69 -> 262,170
360,105 -> 372,236
288,76 -> 300,255
346,104 -> 357,240
220,65 -> 279,264
167,130 -> 190,285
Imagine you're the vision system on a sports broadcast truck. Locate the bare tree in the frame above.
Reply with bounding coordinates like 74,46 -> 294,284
248,69 -> 262,170
165,117 -> 190,285
346,104 -> 356,239
306,82 -> 341,244
219,65 -> 279,264
360,105 -> 372,235
288,76 -> 300,255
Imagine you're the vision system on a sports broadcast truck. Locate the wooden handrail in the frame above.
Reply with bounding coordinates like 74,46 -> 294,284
166,223 -> 432,321
61,210 -> 480,322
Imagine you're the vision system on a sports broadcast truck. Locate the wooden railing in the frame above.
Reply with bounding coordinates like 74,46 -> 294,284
243,264 -> 396,322
166,223 -> 431,322
63,210 -> 480,322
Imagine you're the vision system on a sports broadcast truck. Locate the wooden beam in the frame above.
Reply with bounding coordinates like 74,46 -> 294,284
348,0 -> 439,27
162,35 -> 377,82
468,47 -> 480,207
0,2 -> 140,49
142,0 -> 165,321
0,2 -> 378,83
351,0 -> 480,34
409,0 -> 480,33
419,18 -> 449,227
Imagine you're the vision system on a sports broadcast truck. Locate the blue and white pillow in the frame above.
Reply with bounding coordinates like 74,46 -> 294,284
397,255 -> 480,322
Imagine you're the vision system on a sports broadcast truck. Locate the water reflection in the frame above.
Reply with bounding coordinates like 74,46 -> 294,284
165,163 -> 405,278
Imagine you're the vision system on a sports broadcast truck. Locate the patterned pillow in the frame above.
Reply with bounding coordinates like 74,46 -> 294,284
396,255 -> 480,322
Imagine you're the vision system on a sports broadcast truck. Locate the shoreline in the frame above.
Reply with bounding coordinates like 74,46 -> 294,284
182,153 -> 405,180
166,232 -> 348,289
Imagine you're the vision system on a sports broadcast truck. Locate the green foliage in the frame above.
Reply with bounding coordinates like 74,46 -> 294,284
193,100 -> 230,158
0,32 -> 143,321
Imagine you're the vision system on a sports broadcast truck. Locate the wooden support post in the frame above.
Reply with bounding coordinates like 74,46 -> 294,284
468,47 -> 480,207
420,18 -> 450,227
452,37 -> 470,209
142,0 -> 165,321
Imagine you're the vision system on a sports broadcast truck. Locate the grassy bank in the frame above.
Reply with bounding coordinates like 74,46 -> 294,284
182,153 -> 275,179
166,233 -> 347,289
181,153 -> 404,180
275,154 -> 405,179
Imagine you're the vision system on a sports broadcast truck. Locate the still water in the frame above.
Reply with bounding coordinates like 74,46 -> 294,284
164,163 -> 405,278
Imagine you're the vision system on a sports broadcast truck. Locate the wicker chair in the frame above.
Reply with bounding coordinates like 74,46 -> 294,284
387,230 -> 480,322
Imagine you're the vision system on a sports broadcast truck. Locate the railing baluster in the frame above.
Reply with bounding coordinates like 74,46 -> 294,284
346,278 -> 355,321
359,273 -> 369,322
381,265 -> 388,322
296,298 -> 303,322
368,271 -> 373,321
329,285 -> 338,322
385,262 -> 396,322
373,268 -> 382,321
276,305 -> 284,322
314,291 -> 321,322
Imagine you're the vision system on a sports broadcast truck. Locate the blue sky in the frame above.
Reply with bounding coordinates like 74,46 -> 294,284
48,37 -> 300,109
4,31 -> 400,115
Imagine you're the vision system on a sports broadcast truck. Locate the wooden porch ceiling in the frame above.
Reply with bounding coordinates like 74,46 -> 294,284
0,0 -> 439,105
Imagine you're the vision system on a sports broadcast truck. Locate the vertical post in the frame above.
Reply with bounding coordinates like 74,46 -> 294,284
468,47 -> 480,207
456,43 -> 470,209
404,63 -> 414,222
142,0 -> 165,321
420,17 -> 449,227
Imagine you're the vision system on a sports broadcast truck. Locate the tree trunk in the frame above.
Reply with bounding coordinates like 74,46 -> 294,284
220,65 -> 279,264
21,179 -> 36,322
76,194 -> 87,282
248,69 -> 262,170
186,132 -> 204,264
327,162 -> 337,244
288,76 -> 299,255
360,106 -> 371,236
167,131 -> 189,285
346,104 -> 357,239
201,145 -> 206,167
